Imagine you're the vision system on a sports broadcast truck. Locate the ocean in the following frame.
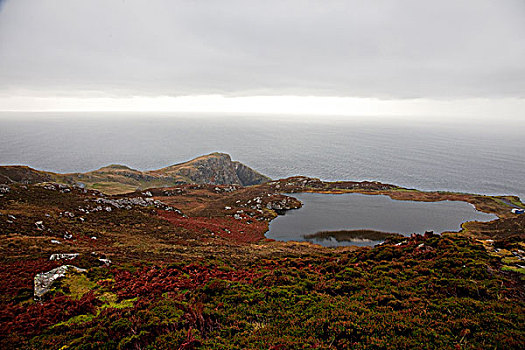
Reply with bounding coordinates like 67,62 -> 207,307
1,112 -> 524,200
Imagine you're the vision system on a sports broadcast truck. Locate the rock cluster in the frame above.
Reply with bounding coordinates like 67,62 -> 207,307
49,253 -> 79,261
0,184 -> 10,194
162,188 -> 185,196
213,185 -> 239,193
266,197 -> 298,211
42,183 -> 83,193
81,196 -> 181,213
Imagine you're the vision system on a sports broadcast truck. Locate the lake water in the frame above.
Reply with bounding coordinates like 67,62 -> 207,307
266,193 -> 499,247
0,112 -> 524,200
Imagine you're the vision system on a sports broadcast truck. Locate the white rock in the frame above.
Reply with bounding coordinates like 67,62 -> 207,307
49,253 -> 79,261
98,258 -> 111,266
34,265 -> 86,299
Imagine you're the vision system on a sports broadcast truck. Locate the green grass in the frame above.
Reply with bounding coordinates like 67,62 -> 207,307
492,196 -> 525,209
55,313 -> 98,327
502,256 -> 522,265
392,188 -> 418,192
502,265 -> 525,274
88,182 -> 138,194
53,295 -> 137,328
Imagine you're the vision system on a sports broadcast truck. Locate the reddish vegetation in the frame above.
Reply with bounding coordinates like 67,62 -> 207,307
0,259 -> 61,301
0,292 -> 97,342
112,263 -> 263,300
157,210 -> 268,243
0,177 -> 524,349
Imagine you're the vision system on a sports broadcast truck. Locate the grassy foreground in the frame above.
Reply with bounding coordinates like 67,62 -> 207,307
2,234 -> 523,349
0,179 -> 524,349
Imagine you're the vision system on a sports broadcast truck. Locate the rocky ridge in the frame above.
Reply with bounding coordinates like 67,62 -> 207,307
0,153 -> 270,194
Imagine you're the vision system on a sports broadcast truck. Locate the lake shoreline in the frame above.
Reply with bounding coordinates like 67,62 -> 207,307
266,190 -> 499,247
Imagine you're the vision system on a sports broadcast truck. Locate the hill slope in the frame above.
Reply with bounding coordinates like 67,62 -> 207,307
0,180 -> 523,349
0,153 -> 270,194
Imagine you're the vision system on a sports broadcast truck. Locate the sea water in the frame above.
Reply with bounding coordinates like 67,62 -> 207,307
1,112 -> 524,201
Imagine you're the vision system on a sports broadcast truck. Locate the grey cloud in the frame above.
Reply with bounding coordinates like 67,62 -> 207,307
0,0 -> 524,99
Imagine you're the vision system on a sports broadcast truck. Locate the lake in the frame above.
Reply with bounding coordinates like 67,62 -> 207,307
266,193 -> 498,247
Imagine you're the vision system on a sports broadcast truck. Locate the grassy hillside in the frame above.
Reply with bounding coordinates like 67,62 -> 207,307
0,177 -> 523,349
0,153 -> 271,194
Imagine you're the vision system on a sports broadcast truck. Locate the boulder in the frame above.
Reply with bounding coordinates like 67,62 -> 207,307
34,265 -> 86,299
49,253 -> 79,261
98,258 -> 111,266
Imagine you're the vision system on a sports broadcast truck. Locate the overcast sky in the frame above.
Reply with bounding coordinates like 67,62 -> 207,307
0,0 -> 524,115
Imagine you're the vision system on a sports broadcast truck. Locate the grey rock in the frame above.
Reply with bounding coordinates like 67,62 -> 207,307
49,253 -> 79,261
43,184 -> 57,191
266,199 -> 292,211
165,153 -> 269,186
92,195 -> 175,211
34,265 -> 86,299
98,258 -> 111,266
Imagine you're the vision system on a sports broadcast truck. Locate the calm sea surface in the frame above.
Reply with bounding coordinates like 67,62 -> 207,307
266,193 -> 498,247
1,112 -> 524,200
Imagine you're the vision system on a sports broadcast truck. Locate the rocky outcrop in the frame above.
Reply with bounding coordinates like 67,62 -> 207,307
159,153 -> 242,185
155,153 -> 270,186
0,166 -> 55,185
49,253 -> 79,261
0,153 -> 271,194
34,265 -> 86,299
0,184 -> 10,193
233,161 -> 271,186
266,196 -> 302,214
